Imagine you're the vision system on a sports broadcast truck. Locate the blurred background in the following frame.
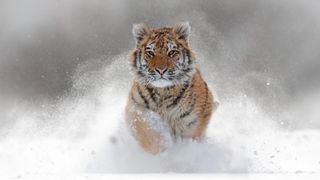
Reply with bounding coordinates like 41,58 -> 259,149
1,0 -> 320,129
1,0 -> 320,173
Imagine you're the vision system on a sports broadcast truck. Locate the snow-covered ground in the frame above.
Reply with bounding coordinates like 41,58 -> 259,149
1,1 -> 320,179
1,57 -> 319,176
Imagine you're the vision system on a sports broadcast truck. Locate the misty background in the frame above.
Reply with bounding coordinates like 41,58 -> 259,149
1,0 -> 320,129
0,0 -> 320,174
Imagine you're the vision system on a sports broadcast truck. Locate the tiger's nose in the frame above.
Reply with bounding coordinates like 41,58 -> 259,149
155,67 -> 168,75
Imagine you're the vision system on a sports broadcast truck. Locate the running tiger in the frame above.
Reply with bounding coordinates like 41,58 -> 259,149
125,22 -> 219,154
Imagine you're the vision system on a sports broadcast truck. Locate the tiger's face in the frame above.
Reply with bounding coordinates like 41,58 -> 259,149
130,22 -> 196,88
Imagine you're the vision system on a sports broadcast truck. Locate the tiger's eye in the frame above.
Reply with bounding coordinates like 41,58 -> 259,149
146,51 -> 155,57
168,50 -> 177,57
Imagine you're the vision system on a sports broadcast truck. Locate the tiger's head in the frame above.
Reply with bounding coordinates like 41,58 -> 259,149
129,22 -> 196,88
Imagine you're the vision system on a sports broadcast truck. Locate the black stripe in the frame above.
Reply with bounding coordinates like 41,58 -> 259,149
137,85 -> 149,109
132,51 -> 138,68
202,82 -> 209,112
180,105 -> 193,119
182,49 -> 186,64
137,50 -> 142,68
183,67 -> 191,73
187,120 -> 197,127
180,110 -> 191,119
164,86 -> 174,91
146,86 -> 157,103
186,50 -> 192,65
162,86 -> 175,101
163,95 -> 173,101
179,97 -> 196,119
167,82 -> 189,108
137,70 -> 144,77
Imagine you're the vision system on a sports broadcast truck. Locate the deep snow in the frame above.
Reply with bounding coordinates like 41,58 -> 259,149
0,56 -> 320,175
1,0 -> 320,176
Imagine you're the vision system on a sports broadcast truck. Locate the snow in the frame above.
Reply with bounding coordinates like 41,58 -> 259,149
2,174 -> 320,180
1,57 -> 320,176
1,0 -> 320,177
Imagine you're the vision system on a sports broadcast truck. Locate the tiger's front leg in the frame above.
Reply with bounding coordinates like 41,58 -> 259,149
125,101 -> 172,154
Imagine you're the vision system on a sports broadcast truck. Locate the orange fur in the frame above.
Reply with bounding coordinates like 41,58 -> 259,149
125,22 -> 217,154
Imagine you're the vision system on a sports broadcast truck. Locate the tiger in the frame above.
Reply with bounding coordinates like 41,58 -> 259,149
125,22 -> 219,155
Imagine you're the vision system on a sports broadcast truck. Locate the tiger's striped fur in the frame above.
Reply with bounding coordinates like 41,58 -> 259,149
125,22 -> 218,154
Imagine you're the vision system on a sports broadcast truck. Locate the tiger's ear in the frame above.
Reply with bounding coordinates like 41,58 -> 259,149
132,23 -> 149,44
173,21 -> 191,42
